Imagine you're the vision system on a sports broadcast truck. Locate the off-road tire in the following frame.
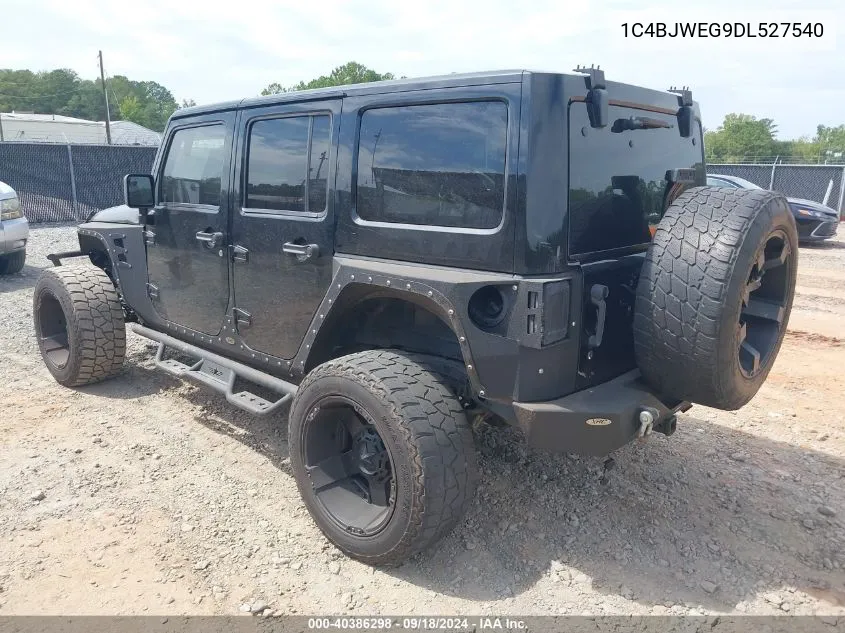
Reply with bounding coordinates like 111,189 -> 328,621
0,250 -> 26,274
289,350 -> 477,566
33,265 -> 126,387
634,186 -> 798,410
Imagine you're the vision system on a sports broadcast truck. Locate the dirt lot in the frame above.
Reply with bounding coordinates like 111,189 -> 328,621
1,224 -> 844,618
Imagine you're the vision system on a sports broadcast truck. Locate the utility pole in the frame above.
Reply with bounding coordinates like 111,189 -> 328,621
98,50 -> 112,145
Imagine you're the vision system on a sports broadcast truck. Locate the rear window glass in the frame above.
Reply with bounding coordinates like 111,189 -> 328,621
568,103 -> 704,255
356,101 -> 507,229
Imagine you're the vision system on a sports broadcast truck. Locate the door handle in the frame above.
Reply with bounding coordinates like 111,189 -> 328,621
196,231 -> 223,249
282,242 -> 320,261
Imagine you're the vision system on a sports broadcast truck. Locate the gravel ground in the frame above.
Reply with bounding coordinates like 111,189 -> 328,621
0,224 -> 844,618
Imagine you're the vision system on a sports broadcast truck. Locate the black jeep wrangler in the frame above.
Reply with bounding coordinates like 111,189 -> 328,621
33,68 -> 798,565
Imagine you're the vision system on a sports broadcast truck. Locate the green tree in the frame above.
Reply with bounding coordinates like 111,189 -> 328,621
0,68 -> 178,132
816,125 -> 845,162
0,69 -> 39,112
61,80 -> 108,121
261,61 -> 395,95
38,69 -> 80,113
180,98 -> 197,108
118,95 -> 144,124
705,113 -> 781,162
107,76 -> 177,131
260,82 -> 287,96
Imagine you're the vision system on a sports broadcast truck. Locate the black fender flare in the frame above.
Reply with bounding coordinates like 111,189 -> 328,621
297,259 -> 484,393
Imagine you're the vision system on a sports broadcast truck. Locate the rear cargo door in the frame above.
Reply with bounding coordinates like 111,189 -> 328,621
568,101 -> 704,390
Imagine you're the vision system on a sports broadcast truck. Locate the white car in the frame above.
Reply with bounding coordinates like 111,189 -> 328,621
0,180 -> 28,274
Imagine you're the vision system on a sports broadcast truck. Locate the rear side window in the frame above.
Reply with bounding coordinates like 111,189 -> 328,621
246,114 -> 331,213
568,103 -> 704,256
161,125 -> 226,206
356,101 -> 507,230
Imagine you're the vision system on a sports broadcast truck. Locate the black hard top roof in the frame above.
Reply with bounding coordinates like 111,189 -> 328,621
171,69 -> 696,121
173,69 -> 528,118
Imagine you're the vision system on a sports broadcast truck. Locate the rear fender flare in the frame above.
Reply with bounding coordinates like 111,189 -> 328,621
299,261 -> 482,393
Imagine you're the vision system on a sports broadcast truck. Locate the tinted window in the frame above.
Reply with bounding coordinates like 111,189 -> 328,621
357,102 -> 507,229
569,104 -> 704,255
309,115 -> 331,212
161,125 -> 226,206
246,114 -> 331,213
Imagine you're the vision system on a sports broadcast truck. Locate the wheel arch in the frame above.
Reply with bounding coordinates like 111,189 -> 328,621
304,283 -> 467,373
77,231 -> 112,273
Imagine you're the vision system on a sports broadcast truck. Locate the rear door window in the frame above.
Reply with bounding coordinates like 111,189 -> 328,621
245,114 -> 331,214
356,101 -> 508,230
568,103 -> 704,256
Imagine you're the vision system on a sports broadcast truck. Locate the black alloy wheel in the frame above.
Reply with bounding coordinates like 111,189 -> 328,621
301,396 -> 396,536
738,229 -> 792,378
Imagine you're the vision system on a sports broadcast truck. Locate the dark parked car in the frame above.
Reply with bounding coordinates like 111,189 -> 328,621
707,174 -> 839,243
33,69 -> 798,565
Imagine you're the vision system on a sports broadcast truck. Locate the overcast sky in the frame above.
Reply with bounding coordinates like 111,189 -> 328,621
4,0 -> 842,139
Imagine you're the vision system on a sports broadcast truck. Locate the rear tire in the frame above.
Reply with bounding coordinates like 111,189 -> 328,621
0,250 -> 25,274
33,265 -> 126,387
634,186 -> 798,410
288,350 -> 477,566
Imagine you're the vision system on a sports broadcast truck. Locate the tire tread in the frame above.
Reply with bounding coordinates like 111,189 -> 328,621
35,265 -> 126,386
634,186 -> 796,408
291,350 -> 477,565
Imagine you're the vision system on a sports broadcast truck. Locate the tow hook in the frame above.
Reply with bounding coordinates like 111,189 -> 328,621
637,408 -> 657,440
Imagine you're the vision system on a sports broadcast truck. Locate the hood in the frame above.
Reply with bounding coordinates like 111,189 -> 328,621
85,204 -> 140,224
0,180 -> 17,200
787,197 -> 839,218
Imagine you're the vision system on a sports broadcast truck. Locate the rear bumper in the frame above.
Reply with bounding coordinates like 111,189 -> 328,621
0,216 -> 29,254
511,370 -> 689,456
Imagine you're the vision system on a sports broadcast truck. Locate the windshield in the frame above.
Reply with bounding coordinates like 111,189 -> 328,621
726,175 -> 762,190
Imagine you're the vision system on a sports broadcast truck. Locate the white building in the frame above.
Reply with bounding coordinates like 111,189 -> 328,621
0,112 -> 161,146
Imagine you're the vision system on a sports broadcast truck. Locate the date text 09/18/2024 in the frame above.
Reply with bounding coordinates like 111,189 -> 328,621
307,617 -> 528,631
621,22 -> 824,38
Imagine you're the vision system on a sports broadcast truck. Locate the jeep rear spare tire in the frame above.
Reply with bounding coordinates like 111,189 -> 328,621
288,350 -> 477,566
33,265 -> 126,387
634,186 -> 797,410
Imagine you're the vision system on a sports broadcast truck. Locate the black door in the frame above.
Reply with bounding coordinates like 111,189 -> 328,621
146,112 -> 235,335
230,100 -> 340,360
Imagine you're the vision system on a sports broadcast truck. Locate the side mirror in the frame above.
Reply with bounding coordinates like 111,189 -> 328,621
124,174 -> 155,209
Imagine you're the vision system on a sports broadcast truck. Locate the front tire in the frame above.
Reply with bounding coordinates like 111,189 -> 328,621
33,265 -> 126,387
0,250 -> 26,275
288,350 -> 477,566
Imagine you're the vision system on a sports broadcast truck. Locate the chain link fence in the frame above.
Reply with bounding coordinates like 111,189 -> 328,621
709,163 -> 845,217
0,142 -> 157,223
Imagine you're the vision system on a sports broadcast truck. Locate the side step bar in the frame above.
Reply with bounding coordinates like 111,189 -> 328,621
131,324 -> 296,415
